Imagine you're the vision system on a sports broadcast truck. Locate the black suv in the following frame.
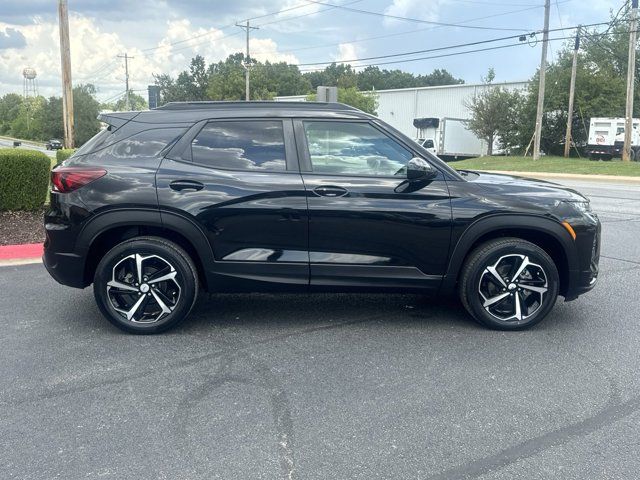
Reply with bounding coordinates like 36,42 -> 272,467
45,139 -> 63,150
44,102 -> 600,334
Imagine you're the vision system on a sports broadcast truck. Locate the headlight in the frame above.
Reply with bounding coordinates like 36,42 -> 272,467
559,200 -> 597,224
570,201 -> 592,214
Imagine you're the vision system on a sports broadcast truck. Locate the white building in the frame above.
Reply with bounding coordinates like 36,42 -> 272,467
275,81 -> 529,139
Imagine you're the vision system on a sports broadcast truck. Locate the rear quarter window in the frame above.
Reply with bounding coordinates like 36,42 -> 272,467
91,128 -> 187,159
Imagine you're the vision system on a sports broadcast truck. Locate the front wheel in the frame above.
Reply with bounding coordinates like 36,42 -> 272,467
93,237 -> 199,334
459,238 -> 559,330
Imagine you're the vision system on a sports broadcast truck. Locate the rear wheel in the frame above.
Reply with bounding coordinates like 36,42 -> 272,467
459,238 -> 559,330
93,236 -> 198,334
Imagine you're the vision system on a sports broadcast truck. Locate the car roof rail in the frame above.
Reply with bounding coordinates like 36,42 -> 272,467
154,101 -> 359,111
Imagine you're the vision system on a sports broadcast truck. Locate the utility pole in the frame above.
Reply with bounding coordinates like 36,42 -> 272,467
533,0 -> 550,160
58,0 -> 74,148
564,26 -> 581,158
623,0 -> 639,162
236,20 -> 259,101
117,53 -> 133,110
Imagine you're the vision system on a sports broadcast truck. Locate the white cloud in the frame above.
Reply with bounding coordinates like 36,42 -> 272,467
383,0 -> 448,26
334,42 -> 359,63
0,14 -> 299,102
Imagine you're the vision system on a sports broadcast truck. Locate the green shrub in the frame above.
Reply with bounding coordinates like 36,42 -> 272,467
0,149 -> 51,211
56,148 -> 76,163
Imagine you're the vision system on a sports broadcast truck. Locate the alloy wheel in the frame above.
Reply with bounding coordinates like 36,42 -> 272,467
478,254 -> 548,322
106,253 -> 181,323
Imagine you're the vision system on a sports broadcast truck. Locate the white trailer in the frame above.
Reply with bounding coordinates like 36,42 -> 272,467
587,117 -> 640,160
413,117 -> 487,159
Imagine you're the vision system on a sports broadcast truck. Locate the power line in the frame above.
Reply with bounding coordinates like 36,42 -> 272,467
136,0 -> 361,59
298,28 -> 638,72
303,0 -> 545,31
296,22 -> 611,68
258,4 -> 556,57
137,0 -> 360,55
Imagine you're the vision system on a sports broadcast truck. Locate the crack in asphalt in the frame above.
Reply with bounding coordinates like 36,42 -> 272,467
0,316 -> 379,408
426,347 -> 628,480
171,351 -> 296,480
600,254 -> 640,266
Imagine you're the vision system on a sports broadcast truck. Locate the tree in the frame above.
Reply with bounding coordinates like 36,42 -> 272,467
0,94 -> 23,135
10,96 -> 46,140
207,53 -> 253,100
41,96 -> 64,140
465,74 -> 522,155
105,91 -> 148,111
72,84 -> 101,145
508,6 -> 640,155
307,87 -> 378,115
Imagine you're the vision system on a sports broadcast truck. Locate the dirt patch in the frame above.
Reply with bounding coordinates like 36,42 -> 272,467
0,210 -> 45,245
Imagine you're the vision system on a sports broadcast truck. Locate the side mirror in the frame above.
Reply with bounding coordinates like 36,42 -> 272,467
406,157 -> 436,181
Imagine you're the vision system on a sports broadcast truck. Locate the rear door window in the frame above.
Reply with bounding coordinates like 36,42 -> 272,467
191,120 -> 287,171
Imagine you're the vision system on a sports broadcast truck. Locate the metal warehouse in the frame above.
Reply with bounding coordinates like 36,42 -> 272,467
275,80 -> 529,139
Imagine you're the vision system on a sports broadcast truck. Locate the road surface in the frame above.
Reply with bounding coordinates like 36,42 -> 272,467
0,178 -> 638,479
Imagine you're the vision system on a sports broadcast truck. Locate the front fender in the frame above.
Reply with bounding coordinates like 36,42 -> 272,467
440,214 -> 579,295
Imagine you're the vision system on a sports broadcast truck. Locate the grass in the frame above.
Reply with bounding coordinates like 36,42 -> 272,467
452,155 -> 640,177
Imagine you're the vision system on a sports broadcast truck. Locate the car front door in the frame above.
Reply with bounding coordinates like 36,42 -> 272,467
156,118 -> 309,291
294,119 -> 452,291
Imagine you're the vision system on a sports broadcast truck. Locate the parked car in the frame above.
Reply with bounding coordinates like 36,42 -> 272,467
44,102 -> 600,334
45,139 -> 63,150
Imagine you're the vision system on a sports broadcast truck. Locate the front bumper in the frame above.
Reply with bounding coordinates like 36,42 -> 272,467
564,217 -> 601,301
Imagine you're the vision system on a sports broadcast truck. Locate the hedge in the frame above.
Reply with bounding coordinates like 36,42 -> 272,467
0,149 -> 51,211
56,148 -> 77,163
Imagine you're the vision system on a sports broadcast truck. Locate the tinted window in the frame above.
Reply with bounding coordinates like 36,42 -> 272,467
92,128 -> 187,159
191,121 -> 286,171
303,121 -> 412,176
74,128 -> 111,156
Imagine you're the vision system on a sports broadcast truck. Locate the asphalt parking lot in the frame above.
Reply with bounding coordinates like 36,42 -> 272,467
1,178 -> 639,480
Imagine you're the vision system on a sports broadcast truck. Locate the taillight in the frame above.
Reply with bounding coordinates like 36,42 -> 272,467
51,167 -> 107,193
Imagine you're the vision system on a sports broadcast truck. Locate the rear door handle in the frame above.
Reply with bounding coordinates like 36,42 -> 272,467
313,185 -> 348,197
170,180 -> 204,192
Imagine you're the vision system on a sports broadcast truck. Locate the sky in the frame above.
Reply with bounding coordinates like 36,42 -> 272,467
0,0 -> 623,104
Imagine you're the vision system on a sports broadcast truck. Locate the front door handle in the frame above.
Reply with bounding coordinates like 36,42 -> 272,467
313,185 -> 348,197
170,180 -> 204,192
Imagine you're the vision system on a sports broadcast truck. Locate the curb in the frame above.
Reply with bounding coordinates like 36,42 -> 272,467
480,170 -> 640,184
0,243 -> 43,266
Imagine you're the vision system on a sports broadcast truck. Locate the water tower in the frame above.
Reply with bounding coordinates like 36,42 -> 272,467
23,67 -> 38,98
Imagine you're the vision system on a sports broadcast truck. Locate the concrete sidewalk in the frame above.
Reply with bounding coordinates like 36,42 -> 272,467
481,170 -> 640,184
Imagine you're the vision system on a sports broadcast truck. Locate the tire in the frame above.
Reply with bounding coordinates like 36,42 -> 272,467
93,236 -> 199,334
459,238 -> 559,330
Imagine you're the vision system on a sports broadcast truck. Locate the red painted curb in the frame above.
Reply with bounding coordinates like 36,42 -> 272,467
0,243 -> 43,260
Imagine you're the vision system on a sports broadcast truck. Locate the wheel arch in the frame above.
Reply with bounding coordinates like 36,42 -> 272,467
77,209 -> 215,290
442,215 -> 578,297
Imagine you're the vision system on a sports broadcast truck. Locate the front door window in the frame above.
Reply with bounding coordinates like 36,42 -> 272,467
303,121 -> 413,177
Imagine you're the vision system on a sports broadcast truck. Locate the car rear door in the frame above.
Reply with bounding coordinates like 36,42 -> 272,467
294,118 -> 452,292
156,117 -> 309,291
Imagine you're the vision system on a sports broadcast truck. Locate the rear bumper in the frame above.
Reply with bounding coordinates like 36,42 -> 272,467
587,144 -> 620,156
43,248 -> 87,289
